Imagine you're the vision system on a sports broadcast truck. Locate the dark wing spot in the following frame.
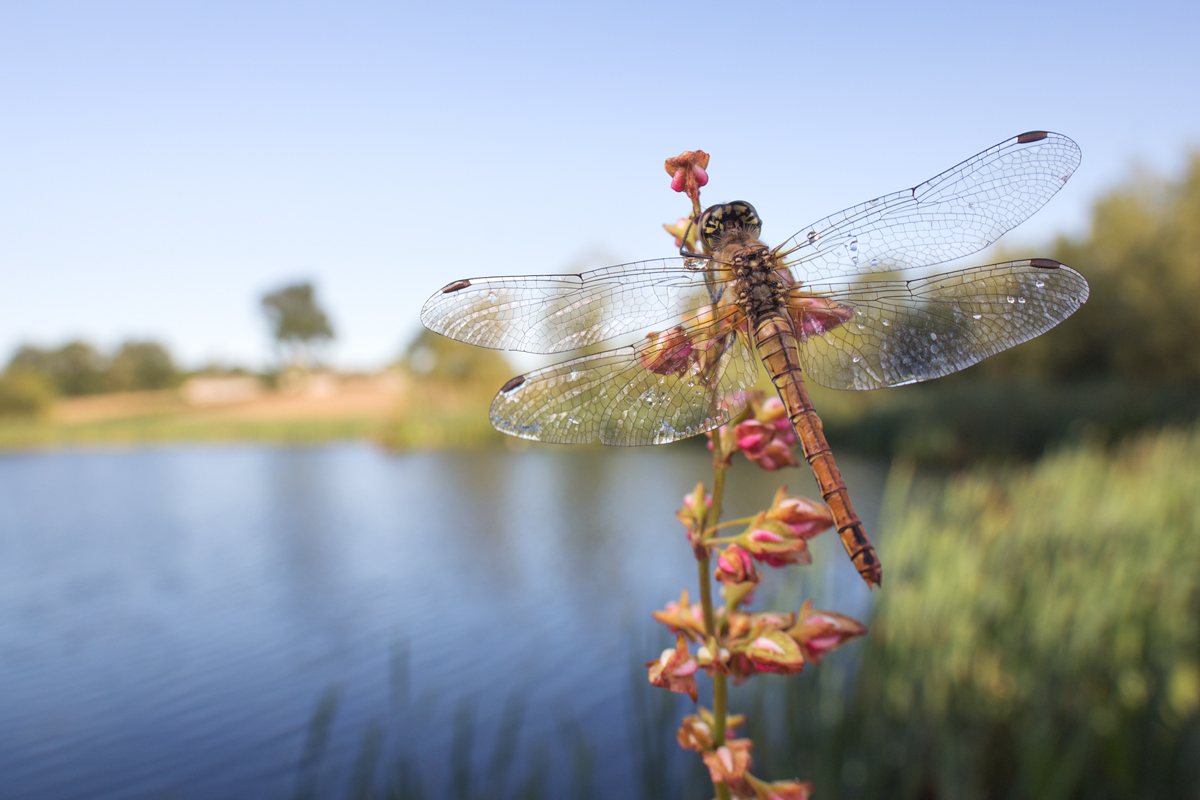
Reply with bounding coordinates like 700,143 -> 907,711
500,375 -> 526,393
442,279 -> 472,293
1017,131 -> 1049,144
1029,258 -> 1061,269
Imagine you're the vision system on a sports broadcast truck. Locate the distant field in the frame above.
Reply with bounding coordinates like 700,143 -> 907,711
0,375 -> 407,451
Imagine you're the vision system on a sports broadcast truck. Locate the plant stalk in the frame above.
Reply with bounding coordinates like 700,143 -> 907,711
699,442 -> 732,800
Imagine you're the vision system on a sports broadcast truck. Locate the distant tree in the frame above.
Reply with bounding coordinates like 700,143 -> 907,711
8,341 -> 109,395
261,282 -> 335,367
107,341 -> 178,391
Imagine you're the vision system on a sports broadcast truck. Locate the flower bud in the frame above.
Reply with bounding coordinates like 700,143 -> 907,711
714,544 -> 759,586
646,634 -> 698,702
790,296 -> 855,341
735,517 -> 813,568
747,775 -> 815,800
652,588 -> 707,641
764,488 -> 834,541
733,419 -> 772,459
700,739 -> 753,797
640,325 -> 693,376
739,631 -> 805,675
787,599 -> 866,664
676,482 -> 711,531
664,150 -> 711,202
675,713 -> 713,752
753,439 -> 801,471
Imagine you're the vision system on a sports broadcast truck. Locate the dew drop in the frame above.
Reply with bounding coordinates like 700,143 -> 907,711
568,370 -> 580,381
487,291 -> 498,303
1035,280 -> 1045,288
1006,296 -> 1016,304
856,324 -> 865,330
972,313 -> 982,320
852,356 -> 861,363
882,319 -> 890,326
1018,297 -> 1026,304
930,332 -> 937,340
871,258 -> 879,267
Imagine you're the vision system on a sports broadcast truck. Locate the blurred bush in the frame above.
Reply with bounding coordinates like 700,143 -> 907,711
4,339 -> 179,397
750,425 -> 1200,799
0,370 -> 57,417
106,341 -> 179,391
8,341 -> 110,395
378,330 -> 515,449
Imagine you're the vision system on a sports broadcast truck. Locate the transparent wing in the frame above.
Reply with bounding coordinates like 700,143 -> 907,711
791,259 -> 1089,390
489,308 -> 759,445
778,132 -> 1081,282
420,258 -> 724,355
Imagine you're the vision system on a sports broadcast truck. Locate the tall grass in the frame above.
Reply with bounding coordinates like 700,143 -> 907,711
752,425 -> 1200,799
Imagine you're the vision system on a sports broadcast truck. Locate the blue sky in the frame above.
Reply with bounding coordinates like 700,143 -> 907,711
1,0 -> 1197,369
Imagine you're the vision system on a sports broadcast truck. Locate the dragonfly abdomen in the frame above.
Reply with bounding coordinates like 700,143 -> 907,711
752,310 -> 883,589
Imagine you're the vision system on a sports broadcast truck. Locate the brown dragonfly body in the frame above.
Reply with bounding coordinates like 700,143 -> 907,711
422,132 -> 1089,589
712,223 -> 881,585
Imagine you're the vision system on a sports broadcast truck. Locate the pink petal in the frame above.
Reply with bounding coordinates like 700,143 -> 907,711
752,636 -> 786,654
807,634 -> 841,651
749,529 -> 784,542
673,658 -> 699,677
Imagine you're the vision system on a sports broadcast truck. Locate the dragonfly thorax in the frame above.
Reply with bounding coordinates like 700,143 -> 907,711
724,241 -> 790,319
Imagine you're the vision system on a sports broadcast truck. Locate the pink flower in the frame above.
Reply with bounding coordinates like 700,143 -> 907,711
640,326 -> 693,376
651,588 -> 707,641
714,544 -> 759,586
753,439 -> 800,471
787,599 -> 866,664
646,634 -> 699,702
737,518 -> 813,568
700,739 -> 753,796
675,481 -> 711,530
664,150 -> 711,202
764,488 -> 834,541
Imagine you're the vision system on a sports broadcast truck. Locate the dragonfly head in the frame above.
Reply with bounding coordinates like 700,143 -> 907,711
698,201 -> 762,251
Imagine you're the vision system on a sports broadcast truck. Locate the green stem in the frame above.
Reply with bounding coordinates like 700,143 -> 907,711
700,441 -> 732,800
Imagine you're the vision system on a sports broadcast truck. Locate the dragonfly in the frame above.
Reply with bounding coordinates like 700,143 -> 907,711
421,131 -> 1089,588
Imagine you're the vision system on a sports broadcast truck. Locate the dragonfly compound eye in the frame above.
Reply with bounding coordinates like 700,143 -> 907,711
698,201 -> 763,251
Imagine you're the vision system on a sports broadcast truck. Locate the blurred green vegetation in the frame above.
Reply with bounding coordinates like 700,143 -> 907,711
2,339 -> 181,414
744,424 -> 1200,799
379,329 -> 513,450
0,369 -> 57,416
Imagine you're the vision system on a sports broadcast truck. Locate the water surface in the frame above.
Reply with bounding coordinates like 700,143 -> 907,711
0,443 -> 887,799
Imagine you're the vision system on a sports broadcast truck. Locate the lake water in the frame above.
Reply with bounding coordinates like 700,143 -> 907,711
0,443 -> 887,799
